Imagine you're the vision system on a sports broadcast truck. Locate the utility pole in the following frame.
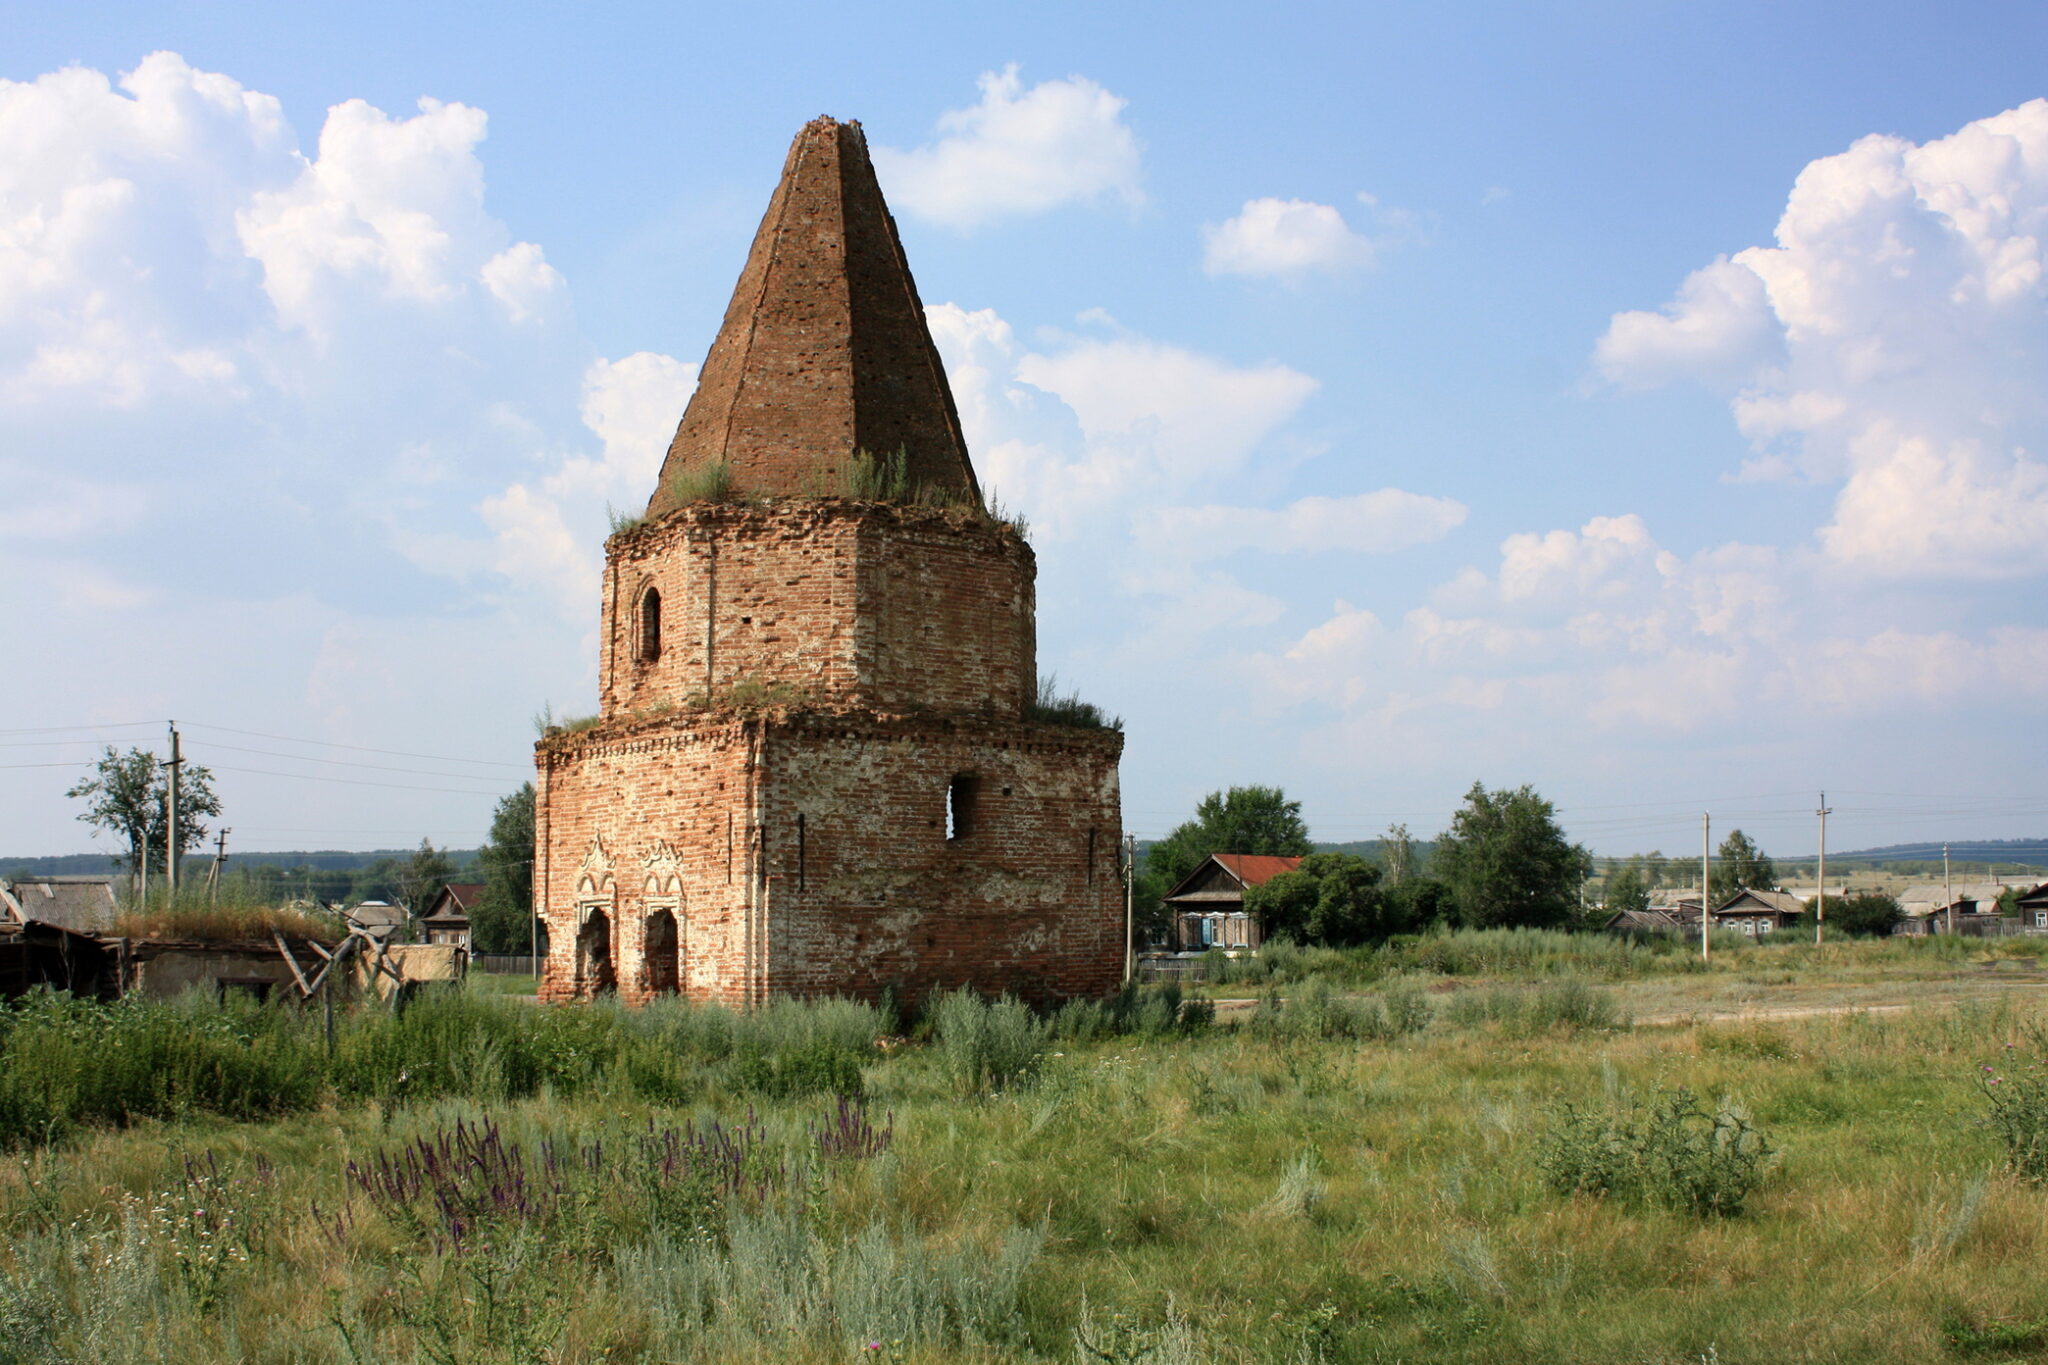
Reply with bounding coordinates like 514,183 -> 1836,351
1815,792 -> 1832,946
207,828 -> 231,902
1701,813 -> 1712,964
165,721 -> 183,896
1944,842 -> 1955,936
1123,833 -> 1137,986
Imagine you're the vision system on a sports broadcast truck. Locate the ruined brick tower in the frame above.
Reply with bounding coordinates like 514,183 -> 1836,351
534,117 -> 1125,1007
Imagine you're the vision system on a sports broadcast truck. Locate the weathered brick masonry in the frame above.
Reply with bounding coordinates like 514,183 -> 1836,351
535,117 -> 1124,1007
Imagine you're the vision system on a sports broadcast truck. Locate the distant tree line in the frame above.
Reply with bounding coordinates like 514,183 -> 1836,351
1141,781 -> 1592,949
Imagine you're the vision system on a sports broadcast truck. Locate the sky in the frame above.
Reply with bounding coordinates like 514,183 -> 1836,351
4,1 -> 2047,866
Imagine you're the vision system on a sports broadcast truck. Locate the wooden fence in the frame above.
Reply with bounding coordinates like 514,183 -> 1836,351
471,953 -> 541,974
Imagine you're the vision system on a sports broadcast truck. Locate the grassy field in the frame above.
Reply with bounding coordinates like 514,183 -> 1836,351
0,933 -> 2044,1363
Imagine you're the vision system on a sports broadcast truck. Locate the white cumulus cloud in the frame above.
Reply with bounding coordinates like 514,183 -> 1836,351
1595,98 -> 2048,579
1202,197 -> 1383,280
872,65 -> 1141,229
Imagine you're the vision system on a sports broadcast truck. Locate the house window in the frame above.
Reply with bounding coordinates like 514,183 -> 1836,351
947,774 -> 980,842
639,586 -> 662,662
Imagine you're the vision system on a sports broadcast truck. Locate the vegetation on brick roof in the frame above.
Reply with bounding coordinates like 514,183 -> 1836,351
664,457 -> 737,505
1026,675 -> 1121,731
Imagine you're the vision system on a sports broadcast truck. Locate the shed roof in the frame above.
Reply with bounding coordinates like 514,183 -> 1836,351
0,876 -> 119,933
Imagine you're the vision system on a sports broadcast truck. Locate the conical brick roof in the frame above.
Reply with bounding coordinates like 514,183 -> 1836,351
646,117 -> 979,516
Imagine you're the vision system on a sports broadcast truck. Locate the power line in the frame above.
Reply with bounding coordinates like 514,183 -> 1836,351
208,764 -> 510,797
196,740 -> 531,783
182,721 -> 526,769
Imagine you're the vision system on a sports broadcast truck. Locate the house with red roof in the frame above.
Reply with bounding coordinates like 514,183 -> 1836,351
1161,853 -> 1303,952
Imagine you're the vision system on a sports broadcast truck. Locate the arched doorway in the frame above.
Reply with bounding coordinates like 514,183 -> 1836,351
643,907 -> 680,996
575,907 -> 615,997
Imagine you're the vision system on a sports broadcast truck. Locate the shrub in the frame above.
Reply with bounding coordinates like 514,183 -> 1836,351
1979,1042 -> 2048,1182
1444,978 -> 1627,1036
1537,1085 -> 1775,1217
1050,984 -> 1212,1042
929,989 -> 1046,1094
1247,979 -> 1431,1042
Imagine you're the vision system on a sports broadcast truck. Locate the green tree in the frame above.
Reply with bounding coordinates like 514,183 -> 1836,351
1716,830 -> 1777,894
395,838 -> 458,921
66,745 -> 222,878
1387,875 -> 1454,931
1640,850 -> 1669,889
1382,822 -> 1416,884
1244,852 -> 1408,946
1605,864 -> 1650,914
1430,782 -> 1592,930
472,783 -> 536,953
1145,785 -> 1312,896
1792,892 -> 1902,939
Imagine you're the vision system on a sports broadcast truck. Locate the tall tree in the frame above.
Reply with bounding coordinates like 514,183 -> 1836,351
1246,852 -> 1409,946
472,783 -> 536,953
395,838 -> 458,920
1605,864 -> 1650,914
1430,782 -> 1592,930
1145,785 -> 1313,897
1716,829 -> 1777,895
66,745 -> 222,879
1382,822 -> 1415,884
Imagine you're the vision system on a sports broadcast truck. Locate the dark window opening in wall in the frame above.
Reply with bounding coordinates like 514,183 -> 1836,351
947,774 -> 980,842
639,587 -> 662,662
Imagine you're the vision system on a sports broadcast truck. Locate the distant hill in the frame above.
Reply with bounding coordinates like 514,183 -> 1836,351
2,848 -> 483,878
1826,838 -> 2048,865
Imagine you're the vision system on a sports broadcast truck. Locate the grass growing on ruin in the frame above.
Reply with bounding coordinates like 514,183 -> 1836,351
0,940 -> 2044,1363
107,882 -> 345,944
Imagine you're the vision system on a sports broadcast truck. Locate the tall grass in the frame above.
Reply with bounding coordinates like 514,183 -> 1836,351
0,985 -> 892,1147
0,969 -> 2043,1363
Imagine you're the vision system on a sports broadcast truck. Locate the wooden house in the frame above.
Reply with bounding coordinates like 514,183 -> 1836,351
1161,854 -> 1302,952
420,882 -> 481,949
1713,889 -> 1807,936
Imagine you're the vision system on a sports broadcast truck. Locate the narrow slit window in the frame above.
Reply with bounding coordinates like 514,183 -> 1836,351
947,774 -> 979,842
639,586 -> 662,662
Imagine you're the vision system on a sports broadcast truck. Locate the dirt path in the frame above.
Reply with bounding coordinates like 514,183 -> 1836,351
1205,977 -> 2048,1028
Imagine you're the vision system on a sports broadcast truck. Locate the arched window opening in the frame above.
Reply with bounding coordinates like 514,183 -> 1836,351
643,907 -> 680,996
639,586 -> 662,663
947,774 -> 980,842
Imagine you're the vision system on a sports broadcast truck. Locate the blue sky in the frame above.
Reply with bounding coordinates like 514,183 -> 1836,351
5,2 -> 2046,865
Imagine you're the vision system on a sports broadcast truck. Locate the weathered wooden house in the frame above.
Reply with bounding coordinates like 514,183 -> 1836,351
420,883 -> 480,948
1713,889 -> 1807,936
1161,854 -> 1303,952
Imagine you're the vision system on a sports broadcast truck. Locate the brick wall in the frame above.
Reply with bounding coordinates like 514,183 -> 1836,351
601,501 -> 1032,719
537,708 -> 1123,1007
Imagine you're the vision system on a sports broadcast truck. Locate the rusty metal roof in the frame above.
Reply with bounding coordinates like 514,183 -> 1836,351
1211,854 -> 1303,888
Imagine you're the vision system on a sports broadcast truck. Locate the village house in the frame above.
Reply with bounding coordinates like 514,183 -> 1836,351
1713,888 -> 1807,936
533,118 -> 1124,1008
1160,854 -> 1302,952
420,882 -> 479,949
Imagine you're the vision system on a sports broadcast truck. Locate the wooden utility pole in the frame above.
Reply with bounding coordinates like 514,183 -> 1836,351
1815,792 -> 1832,946
1701,813 -> 1712,964
1944,843 -> 1955,936
1123,833 -> 1137,985
207,828 -> 231,902
165,721 -> 183,896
